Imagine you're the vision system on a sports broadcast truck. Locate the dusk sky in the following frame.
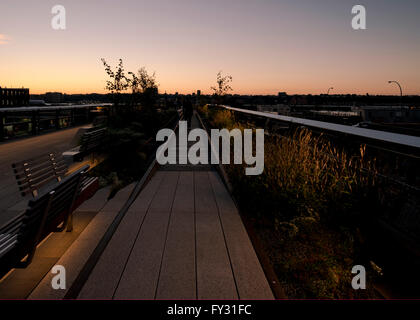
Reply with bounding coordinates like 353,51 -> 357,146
0,0 -> 419,95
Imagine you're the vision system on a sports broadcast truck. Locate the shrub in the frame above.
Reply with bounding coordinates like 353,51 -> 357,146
208,108 -> 236,129
91,108 -> 178,192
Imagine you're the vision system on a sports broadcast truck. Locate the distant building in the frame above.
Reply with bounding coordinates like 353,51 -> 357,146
359,106 -> 420,123
0,87 -> 30,107
29,100 -> 47,106
277,92 -> 288,104
45,92 -> 63,103
290,95 -> 308,105
257,104 -> 290,115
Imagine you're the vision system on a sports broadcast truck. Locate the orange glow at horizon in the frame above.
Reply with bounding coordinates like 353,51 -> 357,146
1,0 -> 419,96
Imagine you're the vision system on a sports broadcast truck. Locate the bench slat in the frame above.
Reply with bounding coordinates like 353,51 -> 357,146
12,152 -> 69,198
1,165 -> 91,278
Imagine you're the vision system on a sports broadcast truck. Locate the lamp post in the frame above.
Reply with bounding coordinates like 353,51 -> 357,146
327,87 -> 334,95
388,80 -> 403,106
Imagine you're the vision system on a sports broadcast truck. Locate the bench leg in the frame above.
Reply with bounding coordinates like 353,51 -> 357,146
66,213 -> 73,232
64,173 -> 84,233
17,192 -> 55,268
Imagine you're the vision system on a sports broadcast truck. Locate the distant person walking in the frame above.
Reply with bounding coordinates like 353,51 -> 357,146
183,96 -> 193,130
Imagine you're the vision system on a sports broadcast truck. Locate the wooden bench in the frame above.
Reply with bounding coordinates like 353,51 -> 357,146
0,165 -> 89,278
63,127 -> 107,162
12,152 -> 68,198
12,151 -> 100,209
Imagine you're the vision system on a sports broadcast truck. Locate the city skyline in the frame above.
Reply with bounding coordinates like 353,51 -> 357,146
1,0 -> 420,95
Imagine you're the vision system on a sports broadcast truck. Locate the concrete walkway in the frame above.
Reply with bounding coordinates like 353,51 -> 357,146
76,115 -> 273,299
78,170 -> 273,299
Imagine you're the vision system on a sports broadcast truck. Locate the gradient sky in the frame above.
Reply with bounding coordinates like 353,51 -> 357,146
1,0 -> 419,95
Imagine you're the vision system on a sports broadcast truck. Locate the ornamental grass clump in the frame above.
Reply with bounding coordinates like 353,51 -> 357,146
228,128 -> 376,224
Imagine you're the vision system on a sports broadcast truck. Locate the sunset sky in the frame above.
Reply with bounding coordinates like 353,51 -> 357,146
0,0 -> 419,95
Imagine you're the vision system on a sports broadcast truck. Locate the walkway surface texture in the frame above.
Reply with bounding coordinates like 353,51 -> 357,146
27,115 -> 274,299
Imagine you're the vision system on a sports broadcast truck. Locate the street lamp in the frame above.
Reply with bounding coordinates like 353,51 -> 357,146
327,87 -> 334,95
388,80 -> 403,106
388,80 -> 403,97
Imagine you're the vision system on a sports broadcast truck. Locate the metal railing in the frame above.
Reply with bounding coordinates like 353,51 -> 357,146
213,104 -> 420,187
220,105 -> 420,151
0,104 -> 111,141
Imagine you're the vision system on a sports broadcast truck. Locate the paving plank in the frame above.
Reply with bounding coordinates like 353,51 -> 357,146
194,171 -> 238,300
147,172 -> 178,212
128,171 -> 166,212
78,173 -> 165,299
209,172 -> 274,299
155,171 -> 196,299
113,172 -> 179,299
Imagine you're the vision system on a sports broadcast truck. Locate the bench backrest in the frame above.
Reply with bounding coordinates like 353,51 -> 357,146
0,165 -> 89,273
19,165 -> 87,244
12,152 -> 68,198
0,214 -> 23,260
79,128 -> 107,154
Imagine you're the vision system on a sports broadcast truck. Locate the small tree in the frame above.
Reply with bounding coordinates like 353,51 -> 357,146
101,58 -> 129,111
127,71 -> 140,94
137,67 -> 158,92
211,71 -> 233,104
126,71 -> 140,107
136,67 -> 159,111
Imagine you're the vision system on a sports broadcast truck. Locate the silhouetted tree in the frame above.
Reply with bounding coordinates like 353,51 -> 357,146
101,58 -> 159,108
137,67 -> 159,111
211,71 -> 233,104
101,58 -> 129,113
126,71 -> 140,107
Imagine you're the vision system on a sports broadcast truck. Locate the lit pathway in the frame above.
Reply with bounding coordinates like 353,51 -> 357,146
28,115 -> 273,299
78,115 -> 273,299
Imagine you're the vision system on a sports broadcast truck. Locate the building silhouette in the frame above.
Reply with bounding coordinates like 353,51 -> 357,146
45,92 -> 63,104
0,87 -> 30,107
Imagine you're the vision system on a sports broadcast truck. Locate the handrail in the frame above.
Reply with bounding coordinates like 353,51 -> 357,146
0,104 -> 112,113
219,105 -> 420,150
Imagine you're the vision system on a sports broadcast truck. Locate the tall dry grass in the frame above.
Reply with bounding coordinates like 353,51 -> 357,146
261,129 -> 376,221
203,108 -> 380,298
